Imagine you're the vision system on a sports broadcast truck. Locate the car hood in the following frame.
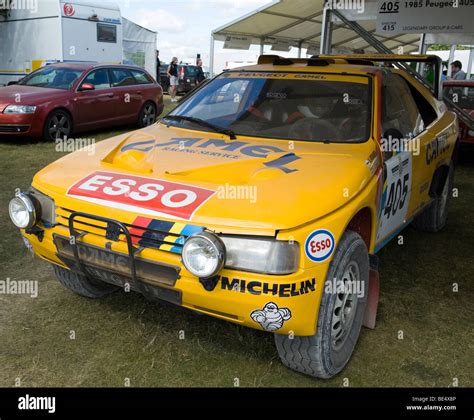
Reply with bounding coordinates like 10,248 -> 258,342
33,124 -> 378,234
0,85 -> 68,111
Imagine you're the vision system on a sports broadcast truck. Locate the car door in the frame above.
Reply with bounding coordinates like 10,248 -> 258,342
109,68 -> 142,122
375,72 -> 426,245
75,68 -> 118,129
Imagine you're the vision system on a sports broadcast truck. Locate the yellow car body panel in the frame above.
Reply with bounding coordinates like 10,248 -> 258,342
19,60 -> 458,336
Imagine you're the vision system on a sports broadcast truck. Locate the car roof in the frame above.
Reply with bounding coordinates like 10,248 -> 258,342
42,62 -> 149,72
230,62 -> 375,76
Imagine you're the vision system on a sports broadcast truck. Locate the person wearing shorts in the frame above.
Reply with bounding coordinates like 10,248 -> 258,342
167,57 -> 179,102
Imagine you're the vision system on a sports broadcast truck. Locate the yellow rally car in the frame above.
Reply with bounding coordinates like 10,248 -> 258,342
9,54 -> 457,378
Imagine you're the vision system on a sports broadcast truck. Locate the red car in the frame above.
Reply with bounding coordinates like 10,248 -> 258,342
0,63 -> 164,141
443,79 -> 474,144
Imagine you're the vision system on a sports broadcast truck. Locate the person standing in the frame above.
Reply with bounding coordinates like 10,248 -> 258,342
167,57 -> 179,102
196,59 -> 206,85
450,60 -> 466,80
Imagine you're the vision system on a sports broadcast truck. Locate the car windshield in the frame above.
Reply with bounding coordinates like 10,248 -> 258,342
443,85 -> 474,110
18,67 -> 83,90
164,71 -> 372,143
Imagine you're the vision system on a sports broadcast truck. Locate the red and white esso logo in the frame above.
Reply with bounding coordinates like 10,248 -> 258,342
305,229 -> 335,262
67,171 -> 215,220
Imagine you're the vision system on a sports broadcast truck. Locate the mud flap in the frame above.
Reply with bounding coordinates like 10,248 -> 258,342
363,254 -> 380,329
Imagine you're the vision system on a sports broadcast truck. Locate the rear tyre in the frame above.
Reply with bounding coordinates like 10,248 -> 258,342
275,231 -> 369,378
52,264 -> 118,299
44,109 -> 72,141
412,163 -> 454,232
138,102 -> 157,128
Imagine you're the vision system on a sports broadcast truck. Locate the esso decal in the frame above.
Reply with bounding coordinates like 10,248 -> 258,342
305,229 -> 335,262
63,3 -> 75,16
67,171 -> 215,220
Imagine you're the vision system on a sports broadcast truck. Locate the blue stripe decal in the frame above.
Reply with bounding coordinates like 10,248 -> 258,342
374,218 -> 413,253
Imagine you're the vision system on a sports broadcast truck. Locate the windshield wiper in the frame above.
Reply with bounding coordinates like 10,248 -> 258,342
163,115 -> 237,140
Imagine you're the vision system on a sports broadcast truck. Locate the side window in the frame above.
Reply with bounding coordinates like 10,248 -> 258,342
404,78 -> 438,127
131,70 -> 153,84
382,73 -> 424,138
97,23 -> 117,43
82,69 -> 111,90
110,69 -> 135,87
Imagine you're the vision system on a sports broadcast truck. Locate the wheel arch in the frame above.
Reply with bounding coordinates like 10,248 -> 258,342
344,207 -> 374,251
429,163 -> 451,198
44,107 -> 74,132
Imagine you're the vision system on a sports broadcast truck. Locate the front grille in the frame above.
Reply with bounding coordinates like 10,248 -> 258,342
0,125 -> 30,133
54,234 -> 180,287
55,207 -> 204,254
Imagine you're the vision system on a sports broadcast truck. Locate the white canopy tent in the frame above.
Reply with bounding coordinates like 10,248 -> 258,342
210,0 -> 424,76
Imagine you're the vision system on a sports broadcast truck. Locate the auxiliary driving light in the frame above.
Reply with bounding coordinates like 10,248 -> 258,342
182,232 -> 225,278
8,193 -> 37,229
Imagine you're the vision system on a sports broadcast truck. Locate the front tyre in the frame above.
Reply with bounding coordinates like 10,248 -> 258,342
52,264 -> 118,299
275,230 -> 369,378
44,109 -> 72,141
138,102 -> 157,128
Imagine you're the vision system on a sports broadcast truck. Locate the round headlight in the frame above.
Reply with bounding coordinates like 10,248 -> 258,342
182,232 -> 225,278
9,193 -> 36,229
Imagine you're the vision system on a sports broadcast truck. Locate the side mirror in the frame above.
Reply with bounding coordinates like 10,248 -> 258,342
79,83 -> 95,91
381,128 -> 404,161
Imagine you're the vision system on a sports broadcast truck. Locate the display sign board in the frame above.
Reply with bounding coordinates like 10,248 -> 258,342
376,0 -> 474,34
223,35 -> 252,50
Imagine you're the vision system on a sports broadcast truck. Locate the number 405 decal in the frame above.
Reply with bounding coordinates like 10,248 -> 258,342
376,153 -> 412,243
383,173 -> 409,219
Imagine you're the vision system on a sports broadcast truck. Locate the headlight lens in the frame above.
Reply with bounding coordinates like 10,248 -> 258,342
4,105 -> 37,114
9,193 -> 37,229
182,232 -> 225,278
221,236 -> 299,274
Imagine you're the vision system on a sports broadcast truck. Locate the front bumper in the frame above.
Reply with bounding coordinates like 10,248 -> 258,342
22,211 -> 323,336
0,113 -> 39,137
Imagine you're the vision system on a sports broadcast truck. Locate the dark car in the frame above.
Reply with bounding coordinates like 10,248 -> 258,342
443,79 -> 474,144
0,63 -> 164,141
159,64 -> 201,94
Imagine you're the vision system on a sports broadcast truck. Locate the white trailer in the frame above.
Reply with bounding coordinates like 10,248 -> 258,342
0,0 -> 157,86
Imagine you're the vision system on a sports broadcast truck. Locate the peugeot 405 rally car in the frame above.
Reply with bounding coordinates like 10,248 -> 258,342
9,54 -> 457,379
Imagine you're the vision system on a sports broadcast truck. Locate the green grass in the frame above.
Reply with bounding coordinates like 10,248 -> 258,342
0,101 -> 473,387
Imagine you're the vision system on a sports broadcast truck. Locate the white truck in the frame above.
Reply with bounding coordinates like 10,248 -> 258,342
0,0 -> 157,85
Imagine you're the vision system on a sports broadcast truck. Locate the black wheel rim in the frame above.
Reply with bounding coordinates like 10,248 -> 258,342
142,104 -> 156,126
49,113 -> 71,140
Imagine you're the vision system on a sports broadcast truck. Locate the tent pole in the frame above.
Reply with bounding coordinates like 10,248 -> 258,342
467,47 -> 473,79
417,33 -> 426,74
260,38 -> 264,55
320,6 -> 332,54
447,44 -> 456,78
209,33 -> 215,77
297,41 -> 302,58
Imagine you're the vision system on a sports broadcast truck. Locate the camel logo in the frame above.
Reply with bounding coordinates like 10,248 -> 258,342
250,302 -> 292,331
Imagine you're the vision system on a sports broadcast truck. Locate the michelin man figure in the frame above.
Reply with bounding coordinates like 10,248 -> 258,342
250,302 -> 292,331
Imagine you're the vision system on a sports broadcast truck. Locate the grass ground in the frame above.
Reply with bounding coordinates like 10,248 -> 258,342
0,97 -> 472,387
